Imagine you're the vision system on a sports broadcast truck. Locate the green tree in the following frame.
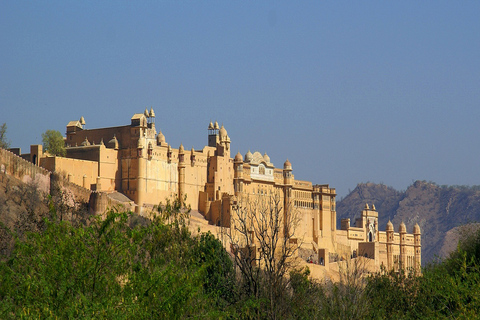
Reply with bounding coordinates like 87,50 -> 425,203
42,129 -> 66,156
0,123 -> 10,149
0,197 -> 235,319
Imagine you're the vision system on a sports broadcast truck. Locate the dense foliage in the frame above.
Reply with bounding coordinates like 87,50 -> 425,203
1,194 -> 480,319
0,200 -> 235,319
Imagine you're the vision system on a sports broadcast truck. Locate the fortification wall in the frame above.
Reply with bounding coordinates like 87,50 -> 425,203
1,148 -> 93,209
50,173 -> 92,205
41,156 -> 98,189
0,148 -> 50,194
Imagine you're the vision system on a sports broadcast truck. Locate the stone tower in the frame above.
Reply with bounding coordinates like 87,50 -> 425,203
414,223 -> 422,272
399,222 -> 407,269
234,151 -> 244,196
136,137 -> 146,214
178,144 -> 185,203
283,159 -> 293,231
386,220 -> 394,270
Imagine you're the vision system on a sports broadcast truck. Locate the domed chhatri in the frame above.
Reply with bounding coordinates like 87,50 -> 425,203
235,151 -> 243,162
386,220 -> 394,231
219,125 -> 227,140
108,135 -> 119,149
245,150 -> 253,162
414,223 -> 421,234
157,131 -> 165,144
283,159 -> 292,170
263,153 -> 270,163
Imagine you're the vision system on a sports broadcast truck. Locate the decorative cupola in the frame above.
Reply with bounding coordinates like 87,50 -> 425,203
244,150 -> 253,163
81,137 -> 90,146
399,222 -> 407,234
156,130 -> 165,146
79,116 -> 86,129
414,223 -> 421,235
235,151 -> 243,163
214,121 -> 219,130
263,152 -> 270,164
178,143 -> 185,163
108,135 -> 119,150
386,220 -> 394,232
219,125 -> 227,141
148,107 -> 155,126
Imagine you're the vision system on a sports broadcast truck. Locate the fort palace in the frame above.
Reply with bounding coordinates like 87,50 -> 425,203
5,108 -> 421,274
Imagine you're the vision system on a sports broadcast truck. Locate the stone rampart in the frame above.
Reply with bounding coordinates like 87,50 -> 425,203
0,148 -> 50,193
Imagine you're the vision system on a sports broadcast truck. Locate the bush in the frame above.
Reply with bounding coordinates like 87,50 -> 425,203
0,200 -> 235,318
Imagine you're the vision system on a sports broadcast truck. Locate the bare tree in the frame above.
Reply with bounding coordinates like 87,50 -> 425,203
228,192 -> 301,319
323,256 -> 370,320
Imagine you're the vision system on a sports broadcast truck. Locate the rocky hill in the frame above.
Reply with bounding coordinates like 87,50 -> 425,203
337,181 -> 480,264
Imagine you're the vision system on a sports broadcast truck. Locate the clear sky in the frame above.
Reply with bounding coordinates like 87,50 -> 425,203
1,1 -> 479,198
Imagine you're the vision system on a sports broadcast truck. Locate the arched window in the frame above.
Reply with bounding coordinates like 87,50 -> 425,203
259,165 -> 265,175
368,231 -> 373,242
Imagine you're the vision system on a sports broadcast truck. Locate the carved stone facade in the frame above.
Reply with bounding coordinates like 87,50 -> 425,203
8,109 -> 421,273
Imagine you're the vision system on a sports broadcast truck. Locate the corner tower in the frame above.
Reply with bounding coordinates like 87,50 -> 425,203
283,159 -> 293,225
414,223 -> 421,272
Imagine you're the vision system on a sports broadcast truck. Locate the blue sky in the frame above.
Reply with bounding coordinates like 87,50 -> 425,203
1,1 -> 479,197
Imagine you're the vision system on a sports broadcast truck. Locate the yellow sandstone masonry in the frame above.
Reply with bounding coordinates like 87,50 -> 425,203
11,109 -> 420,275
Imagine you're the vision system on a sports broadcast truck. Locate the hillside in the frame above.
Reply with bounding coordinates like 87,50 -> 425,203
337,181 -> 480,264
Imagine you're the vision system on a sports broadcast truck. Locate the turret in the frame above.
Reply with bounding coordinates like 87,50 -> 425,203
234,151 -> 244,196
136,137 -> 146,214
218,124 -> 230,157
399,222 -> 407,269
414,223 -> 421,272
283,159 -> 293,225
283,159 -> 292,185
178,144 -> 185,202
386,220 -> 394,270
